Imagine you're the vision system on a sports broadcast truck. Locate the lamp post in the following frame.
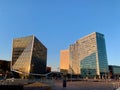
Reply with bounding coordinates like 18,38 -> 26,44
71,60 -> 72,82
57,67 -> 59,72
57,67 -> 59,79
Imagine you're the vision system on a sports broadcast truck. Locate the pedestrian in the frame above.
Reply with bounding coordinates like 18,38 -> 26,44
63,75 -> 67,88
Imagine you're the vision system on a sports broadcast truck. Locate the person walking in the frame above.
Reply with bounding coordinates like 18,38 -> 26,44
63,75 -> 67,88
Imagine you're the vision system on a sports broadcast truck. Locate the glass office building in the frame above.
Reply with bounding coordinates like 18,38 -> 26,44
76,32 -> 108,77
0,60 -> 10,75
109,65 -> 120,79
11,35 -> 47,76
60,32 -> 109,78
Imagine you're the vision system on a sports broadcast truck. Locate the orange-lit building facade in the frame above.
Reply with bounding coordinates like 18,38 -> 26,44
60,50 -> 70,74
60,49 -> 80,75
69,44 -> 80,75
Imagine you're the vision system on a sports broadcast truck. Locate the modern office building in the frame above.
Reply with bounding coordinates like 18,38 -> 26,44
46,66 -> 51,73
60,32 -> 109,77
0,60 -> 10,77
60,50 -> 70,74
109,65 -> 120,79
77,32 -> 109,77
11,35 -> 47,77
69,43 -> 80,75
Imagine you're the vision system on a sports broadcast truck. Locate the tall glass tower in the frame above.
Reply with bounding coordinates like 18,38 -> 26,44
76,32 -> 109,77
11,35 -> 47,75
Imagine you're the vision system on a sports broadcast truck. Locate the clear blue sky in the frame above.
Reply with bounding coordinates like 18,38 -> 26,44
0,0 -> 120,71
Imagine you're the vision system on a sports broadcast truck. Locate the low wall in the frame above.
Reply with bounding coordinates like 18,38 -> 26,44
0,85 -> 23,90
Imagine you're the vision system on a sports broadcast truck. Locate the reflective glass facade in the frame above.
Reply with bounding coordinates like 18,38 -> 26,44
109,65 -> 120,79
80,53 -> 96,76
96,33 -> 109,75
109,65 -> 120,75
11,35 -> 47,75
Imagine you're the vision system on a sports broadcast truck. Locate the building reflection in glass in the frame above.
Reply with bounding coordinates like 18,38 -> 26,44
11,35 -> 47,75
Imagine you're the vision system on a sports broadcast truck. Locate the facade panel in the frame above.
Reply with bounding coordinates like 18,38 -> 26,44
31,37 -> 47,74
60,50 -> 69,74
69,43 -> 80,75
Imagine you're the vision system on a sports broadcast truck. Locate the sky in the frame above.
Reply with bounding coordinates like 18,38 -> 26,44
0,0 -> 120,71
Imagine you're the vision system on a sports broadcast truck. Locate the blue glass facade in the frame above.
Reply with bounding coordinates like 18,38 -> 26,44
81,53 -> 96,76
96,33 -> 109,75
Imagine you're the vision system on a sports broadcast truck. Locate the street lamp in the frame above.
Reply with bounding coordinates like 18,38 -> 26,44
71,60 -> 72,81
57,67 -> 59,72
